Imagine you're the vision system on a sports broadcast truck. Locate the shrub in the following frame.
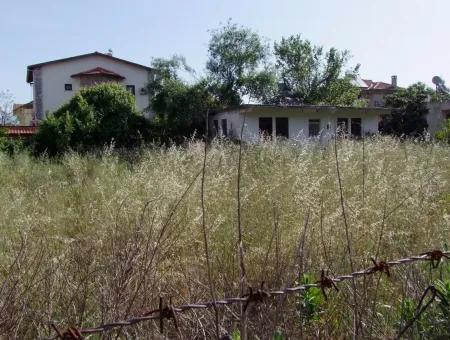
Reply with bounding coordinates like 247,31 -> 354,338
33,83 -> 153,156
0,128 -> 27,156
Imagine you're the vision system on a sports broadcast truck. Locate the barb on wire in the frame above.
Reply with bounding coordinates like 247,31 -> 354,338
51,324 -> 83,340
50,250 -> 450,339
420,250 -> 450,268
316,269 -> 339,300
243,282 -> 270,312
365,258 -> 390,277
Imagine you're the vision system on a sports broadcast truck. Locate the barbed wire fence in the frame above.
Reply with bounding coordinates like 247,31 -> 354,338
49,250 -> 450,339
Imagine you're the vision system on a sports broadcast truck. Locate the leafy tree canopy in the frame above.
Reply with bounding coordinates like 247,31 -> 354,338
381,82 -> 431,136
206,20 -> 277,105
148,56 -> 217,142
273,35 -> 362,106
34,83 -> 152,156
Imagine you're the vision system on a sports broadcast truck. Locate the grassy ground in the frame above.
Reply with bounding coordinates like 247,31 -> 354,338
0,137 -> 449,339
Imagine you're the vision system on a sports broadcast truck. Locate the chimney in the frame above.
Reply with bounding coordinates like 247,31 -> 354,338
391,75 -> 397,88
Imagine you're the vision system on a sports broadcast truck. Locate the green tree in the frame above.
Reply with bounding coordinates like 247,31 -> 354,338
207,20 -> 277,105
381,82 -> 431,136
273,35 -> 361,106
148,56 -> 218,142
34,83 -> 152,156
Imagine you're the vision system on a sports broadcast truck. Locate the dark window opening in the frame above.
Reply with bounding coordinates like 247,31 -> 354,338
221,119 -> 227,137
126,85 -> 135,95
213,120 -> 219,136
337,118 -> 348,135
65,84 -> 72,91
351,118 -> 362,138
276,117 -> 289,138
259,117 -> 273,138
308,119 -> 321,137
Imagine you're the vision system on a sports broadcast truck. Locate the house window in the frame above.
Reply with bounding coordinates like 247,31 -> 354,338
126,85 -> 135,95
308,119 -> 321,137
337,118 -> 348,134
213,120 -> 219,136
276,117 -> 289,138
351,118 -> 362,138
259,117 -> 273,138
221,119 -> 228,137
65,84 -> 72,91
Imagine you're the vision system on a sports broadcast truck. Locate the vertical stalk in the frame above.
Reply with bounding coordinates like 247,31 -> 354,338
200,110 -> 220,339
237,113 -> 247,340
334,135 -> 359,339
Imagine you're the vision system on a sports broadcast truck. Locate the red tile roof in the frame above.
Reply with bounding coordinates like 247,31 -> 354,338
362,79 -> 395,90
4,126 -> 37,136
71,67 -> 125,79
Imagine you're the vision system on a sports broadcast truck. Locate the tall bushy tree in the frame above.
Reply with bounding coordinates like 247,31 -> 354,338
273,35 -> 361,106
34,83 -> 152,156
381,82 -> 431,136
148,56 -> 217,142
207,20 -> 277,105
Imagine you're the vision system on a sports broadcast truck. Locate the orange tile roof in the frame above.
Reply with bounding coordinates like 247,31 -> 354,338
71,67 -> 125,79
5,126 -> 37,136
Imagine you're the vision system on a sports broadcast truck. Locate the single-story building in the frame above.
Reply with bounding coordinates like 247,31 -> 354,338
13,101 -> 34,126
209,104 -> 390,142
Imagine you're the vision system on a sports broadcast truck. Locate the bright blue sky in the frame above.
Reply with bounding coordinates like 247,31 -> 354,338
1,0 -> 449,103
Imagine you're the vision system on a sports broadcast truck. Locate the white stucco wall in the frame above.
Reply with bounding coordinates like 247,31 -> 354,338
37,55 -> 153,118
210,106 -> 381,143
427,101 -> 450,136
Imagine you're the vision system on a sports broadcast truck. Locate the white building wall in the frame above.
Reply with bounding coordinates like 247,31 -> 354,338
39,55 -> 153,118
210,107 -> 381,142
427,102 -> 450,136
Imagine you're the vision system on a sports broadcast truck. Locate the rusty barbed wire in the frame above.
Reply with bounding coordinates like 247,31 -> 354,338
50,249 -> 450,339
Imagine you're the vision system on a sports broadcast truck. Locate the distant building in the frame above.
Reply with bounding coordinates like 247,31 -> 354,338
427,101 -> 450,136
355,75 -> 398,107
13,101 -> 34,126
210,104 -> 388,142
26,51 -> 155,121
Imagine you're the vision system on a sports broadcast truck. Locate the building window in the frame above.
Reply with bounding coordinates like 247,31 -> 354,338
213,120 -> 219,136
276,117 -> 289,138
126,85 -> 135,95
308,119 -> 321,137
351,118 -> 362,138
259,117 -> 273,138
374,100 -> 381,107
221,119 -> 228,137
337,118 -> 348,135
65,84 -> 72,91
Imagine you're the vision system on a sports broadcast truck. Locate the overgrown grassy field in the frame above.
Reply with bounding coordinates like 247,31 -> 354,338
0,137 -> 449,339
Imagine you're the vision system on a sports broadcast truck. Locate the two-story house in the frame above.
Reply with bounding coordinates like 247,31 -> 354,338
26,51 -> 154,123
355,75 -> 398,107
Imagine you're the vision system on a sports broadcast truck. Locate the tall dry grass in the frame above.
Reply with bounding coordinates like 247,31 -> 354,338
0,137 -> 449,339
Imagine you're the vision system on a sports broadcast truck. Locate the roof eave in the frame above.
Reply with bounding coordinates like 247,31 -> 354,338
26,51 -> 153,73
26,68 -> 33,83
